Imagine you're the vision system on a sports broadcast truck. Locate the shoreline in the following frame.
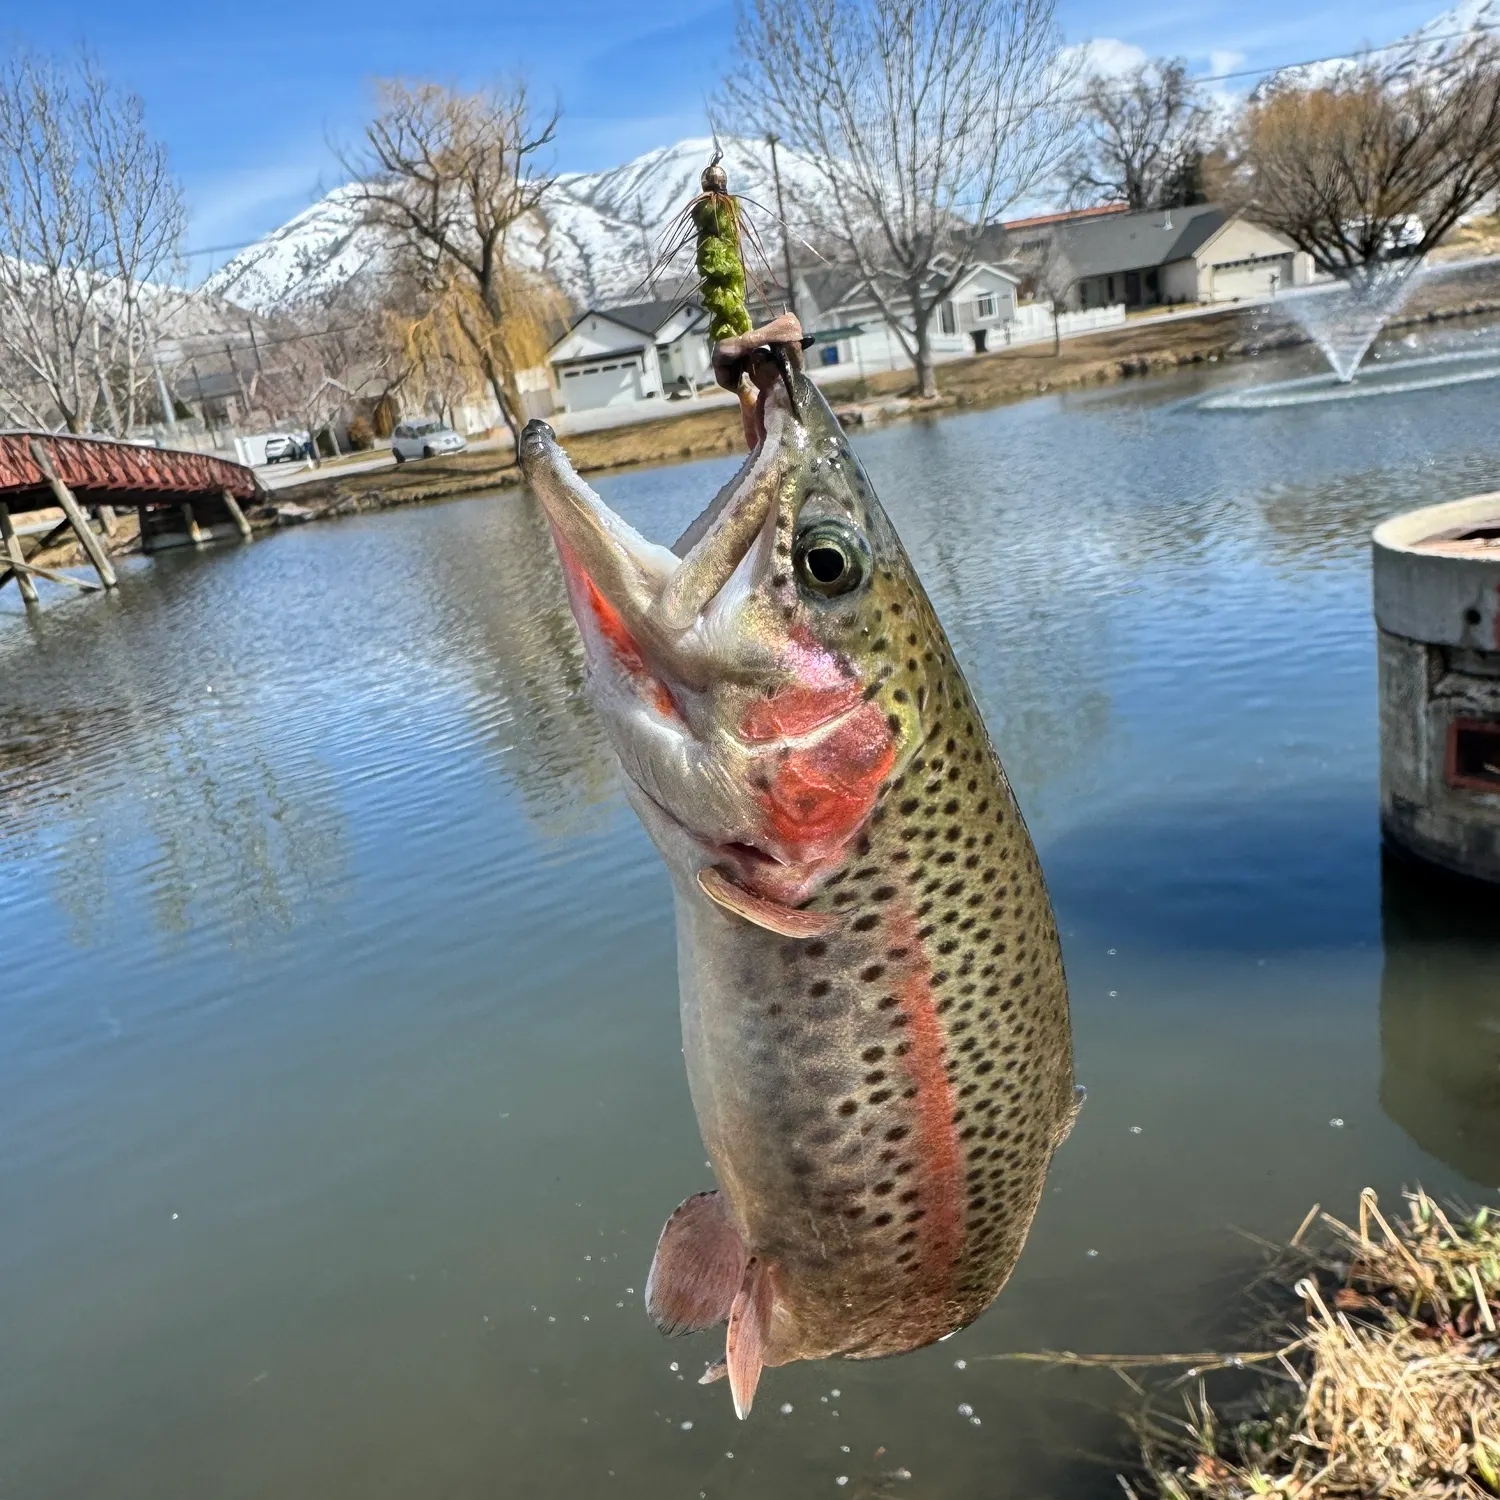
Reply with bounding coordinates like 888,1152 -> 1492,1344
22,259 -> 1500,570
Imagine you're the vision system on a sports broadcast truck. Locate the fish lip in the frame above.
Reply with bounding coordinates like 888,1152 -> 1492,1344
635,784 -> 823,898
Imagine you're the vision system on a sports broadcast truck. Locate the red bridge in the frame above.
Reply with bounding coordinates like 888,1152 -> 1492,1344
0,431 -> 265,605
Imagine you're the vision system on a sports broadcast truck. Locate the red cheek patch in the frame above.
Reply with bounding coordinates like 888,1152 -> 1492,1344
738,682 -> 862,742
759,701 -> 896,861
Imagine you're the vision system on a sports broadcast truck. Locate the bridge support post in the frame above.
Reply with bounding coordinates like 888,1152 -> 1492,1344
180,502 -> 205,545
221,488 -> 252,541
29,439 -> 118,589
0,501 -> 40,605
95,504 -> 118,539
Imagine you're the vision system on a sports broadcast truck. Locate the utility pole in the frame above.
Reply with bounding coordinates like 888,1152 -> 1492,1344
767,134 -> 797,321
634,196 -> 653,275
190,359 -> 219,449
246,319 -> 264,372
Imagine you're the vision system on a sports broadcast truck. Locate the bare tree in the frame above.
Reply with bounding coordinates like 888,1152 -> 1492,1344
1012,237 -> 1074,353
257,275 -> 406,466
1063,58 -> 1211,211
0,52 -> 185,434
724,0 -> 1077,397
1225,30 -> 1500,284
344,79 -> 558,449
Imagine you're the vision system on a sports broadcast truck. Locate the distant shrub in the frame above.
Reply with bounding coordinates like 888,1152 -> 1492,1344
347,415 -> 374,450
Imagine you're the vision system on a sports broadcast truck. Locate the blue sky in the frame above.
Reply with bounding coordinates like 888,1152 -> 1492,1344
5,0 -> 1455,278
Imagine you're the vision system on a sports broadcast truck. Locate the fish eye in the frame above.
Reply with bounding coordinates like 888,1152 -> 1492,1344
793,521 -> 869,599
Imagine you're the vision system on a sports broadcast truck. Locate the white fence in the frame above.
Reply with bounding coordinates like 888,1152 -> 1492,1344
807,302 -> 1128,378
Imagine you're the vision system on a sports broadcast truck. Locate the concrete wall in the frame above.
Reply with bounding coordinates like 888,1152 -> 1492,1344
1161,258 -> 1201,303
1374,494 -> 1500,885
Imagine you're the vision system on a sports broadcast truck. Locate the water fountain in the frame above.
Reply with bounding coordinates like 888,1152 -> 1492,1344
1201,255 -> 1500,411
1281,258 -> 1428,383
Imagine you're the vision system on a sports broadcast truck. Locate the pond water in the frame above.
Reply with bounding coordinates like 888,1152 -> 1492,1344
3,326 -> 1500,1500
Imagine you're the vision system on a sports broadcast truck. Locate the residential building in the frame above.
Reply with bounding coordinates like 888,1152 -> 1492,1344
990,203 -> 1321,313
794,262 -> 1023,373
546,299 -> 712,412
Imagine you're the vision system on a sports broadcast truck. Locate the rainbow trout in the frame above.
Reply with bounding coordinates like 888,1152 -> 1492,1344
520,341 -> 1076,1418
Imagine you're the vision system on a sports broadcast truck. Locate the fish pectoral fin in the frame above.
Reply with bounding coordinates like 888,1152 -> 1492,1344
725,1256 -> 775,1420
697,867 -> 835,940
646,1190 -> 748,1336
1054,1082 -> 1087,1149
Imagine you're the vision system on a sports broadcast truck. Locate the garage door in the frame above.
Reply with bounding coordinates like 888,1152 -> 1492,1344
1210,255 -> 1292,301
559,358 -> 644,411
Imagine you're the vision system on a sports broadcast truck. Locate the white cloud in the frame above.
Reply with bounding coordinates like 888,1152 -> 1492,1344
1064,36 -> 1149,79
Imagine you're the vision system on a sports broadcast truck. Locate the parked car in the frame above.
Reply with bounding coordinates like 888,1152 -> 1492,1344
391,418 -> 467,463
262,432 -> 307,464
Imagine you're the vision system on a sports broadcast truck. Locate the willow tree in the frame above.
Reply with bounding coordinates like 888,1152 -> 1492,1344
1226,30 -> 1500,284
346,80 -> 558,449
723,0 -> 1076,397
387,268 -> 566,433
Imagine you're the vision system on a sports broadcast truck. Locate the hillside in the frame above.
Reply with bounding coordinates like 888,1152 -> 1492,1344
202,136 -> 828,315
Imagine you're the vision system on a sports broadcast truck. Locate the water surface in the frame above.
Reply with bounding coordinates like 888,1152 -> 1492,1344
3,329 -> 1500,1499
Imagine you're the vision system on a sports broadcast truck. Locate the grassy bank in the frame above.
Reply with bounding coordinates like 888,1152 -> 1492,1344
1115,1189 -> 1500,1500
20,256 -> 1500,573
272,256 -> 1500,524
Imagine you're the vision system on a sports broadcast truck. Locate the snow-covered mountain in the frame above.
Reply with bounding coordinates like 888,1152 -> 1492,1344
1255,0 -> 1495,94
203,136 -> 829,315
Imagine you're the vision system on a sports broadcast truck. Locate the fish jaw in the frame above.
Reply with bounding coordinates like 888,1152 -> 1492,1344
520,408 -> 902,910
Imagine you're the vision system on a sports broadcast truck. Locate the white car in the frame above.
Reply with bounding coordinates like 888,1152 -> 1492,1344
391,418 -> 467,462
262,432 -> 307,464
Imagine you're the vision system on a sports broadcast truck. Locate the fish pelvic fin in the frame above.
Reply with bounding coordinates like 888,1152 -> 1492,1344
726,1256 -> 775,1420
697,868 -> 836,939
645,1190 -> 748,1336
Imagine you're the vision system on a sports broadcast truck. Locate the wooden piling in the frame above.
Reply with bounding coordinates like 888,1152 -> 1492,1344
28,439 -> 118,589
180,501 -> 205,545
1,554 -> 102,592
0,500 -> 40,604
96,503 -> 118,539
221,487 -> 252,540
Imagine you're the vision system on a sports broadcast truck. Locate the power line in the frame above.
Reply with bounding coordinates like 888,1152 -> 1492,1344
178,19 -> 1500,265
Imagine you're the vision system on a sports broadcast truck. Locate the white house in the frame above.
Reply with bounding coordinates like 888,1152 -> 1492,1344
547,299 -> 712,412
998,204 -> 1322,312
795,262 -> 1023,375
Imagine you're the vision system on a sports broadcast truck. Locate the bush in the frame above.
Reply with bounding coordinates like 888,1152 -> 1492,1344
347,415 -> 374,450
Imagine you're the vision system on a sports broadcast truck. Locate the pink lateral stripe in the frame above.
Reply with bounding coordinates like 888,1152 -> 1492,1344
885,902 -> 964,1295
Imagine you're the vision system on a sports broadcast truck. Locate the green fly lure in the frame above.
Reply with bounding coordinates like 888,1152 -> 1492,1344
693,160 -> 753,344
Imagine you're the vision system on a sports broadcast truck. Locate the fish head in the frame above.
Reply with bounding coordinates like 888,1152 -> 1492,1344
520,368 -> 930,908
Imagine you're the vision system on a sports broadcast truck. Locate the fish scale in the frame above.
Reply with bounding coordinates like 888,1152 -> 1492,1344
519,352 -> 1076,1416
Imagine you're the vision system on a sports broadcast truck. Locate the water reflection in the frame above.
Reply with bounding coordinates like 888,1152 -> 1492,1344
1380,851 -> 1500,1188
425,491 -> 618,839
0,574 -> 346,950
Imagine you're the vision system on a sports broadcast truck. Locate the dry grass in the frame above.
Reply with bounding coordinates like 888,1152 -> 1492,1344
1129,1189 -> 1500,1500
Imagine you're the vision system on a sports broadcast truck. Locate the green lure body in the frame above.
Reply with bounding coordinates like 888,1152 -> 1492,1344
694,178 -> 752,344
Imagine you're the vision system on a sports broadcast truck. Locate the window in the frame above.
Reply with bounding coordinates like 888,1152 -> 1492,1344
1447,720 -> 1500,792
975,292 -> 997,321
940,301 -> 956,335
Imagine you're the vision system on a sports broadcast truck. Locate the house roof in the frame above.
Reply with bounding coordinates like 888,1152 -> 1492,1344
574,297 -> 703,339
1001,204 -> 1130,231
798,260 -> 1019,319
1053,204 -> 1227,280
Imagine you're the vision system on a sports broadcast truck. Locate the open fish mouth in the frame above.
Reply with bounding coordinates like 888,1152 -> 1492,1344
520,376 -> 879,933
